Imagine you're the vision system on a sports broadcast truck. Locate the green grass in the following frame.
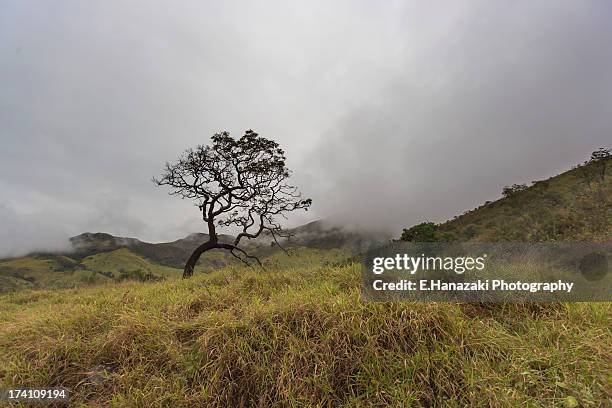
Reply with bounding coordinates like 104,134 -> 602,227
0,249 -> 609,407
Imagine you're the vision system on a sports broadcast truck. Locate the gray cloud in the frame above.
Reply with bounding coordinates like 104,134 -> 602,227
0,202 -> 71,257
1,1 -> 611,256
304,0 -> 612,231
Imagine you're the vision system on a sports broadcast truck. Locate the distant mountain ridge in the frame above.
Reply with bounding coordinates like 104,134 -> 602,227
64,220 -> 390,269
68,232 -> 229,268
1,220 -> 390,292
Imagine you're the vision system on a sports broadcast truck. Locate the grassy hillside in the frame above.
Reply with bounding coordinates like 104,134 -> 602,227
0,250 -> 184,292
0,249 -> 609,407
80,249 -> 182,280
0,255 -> 95,292
0,248 -> 222,294
402,155 -> 611,242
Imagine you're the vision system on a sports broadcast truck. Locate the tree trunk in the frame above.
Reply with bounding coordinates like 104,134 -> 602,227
183,240 -> 217,278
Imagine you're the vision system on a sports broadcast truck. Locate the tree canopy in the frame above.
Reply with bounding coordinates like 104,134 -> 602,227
154,130 -> 312,277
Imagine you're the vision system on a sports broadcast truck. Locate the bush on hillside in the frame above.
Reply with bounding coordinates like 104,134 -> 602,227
400,222 -> 439,242
116,268 -> 164,282
501,183 -> 528,198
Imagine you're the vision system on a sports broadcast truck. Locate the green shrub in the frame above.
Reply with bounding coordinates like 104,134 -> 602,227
400,222 -> 439,242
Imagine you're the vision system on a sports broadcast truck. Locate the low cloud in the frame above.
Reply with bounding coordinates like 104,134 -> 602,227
0,203 -> 71,257
303,1 -> 612,233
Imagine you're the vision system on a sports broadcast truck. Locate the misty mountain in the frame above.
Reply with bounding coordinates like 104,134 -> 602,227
65,220 -> 390,269
68,232 -> 232,268
1,219 -> 391,292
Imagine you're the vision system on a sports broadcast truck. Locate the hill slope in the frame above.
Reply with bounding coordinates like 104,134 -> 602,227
0,249 -> 184,292
0,250 -> 609,406
402,155 -> 611,242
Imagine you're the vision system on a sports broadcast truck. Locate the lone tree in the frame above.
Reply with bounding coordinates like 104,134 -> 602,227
154,130 -> 312,278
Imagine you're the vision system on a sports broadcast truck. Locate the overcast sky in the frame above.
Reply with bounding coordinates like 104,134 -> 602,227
1,0 -> 611,256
